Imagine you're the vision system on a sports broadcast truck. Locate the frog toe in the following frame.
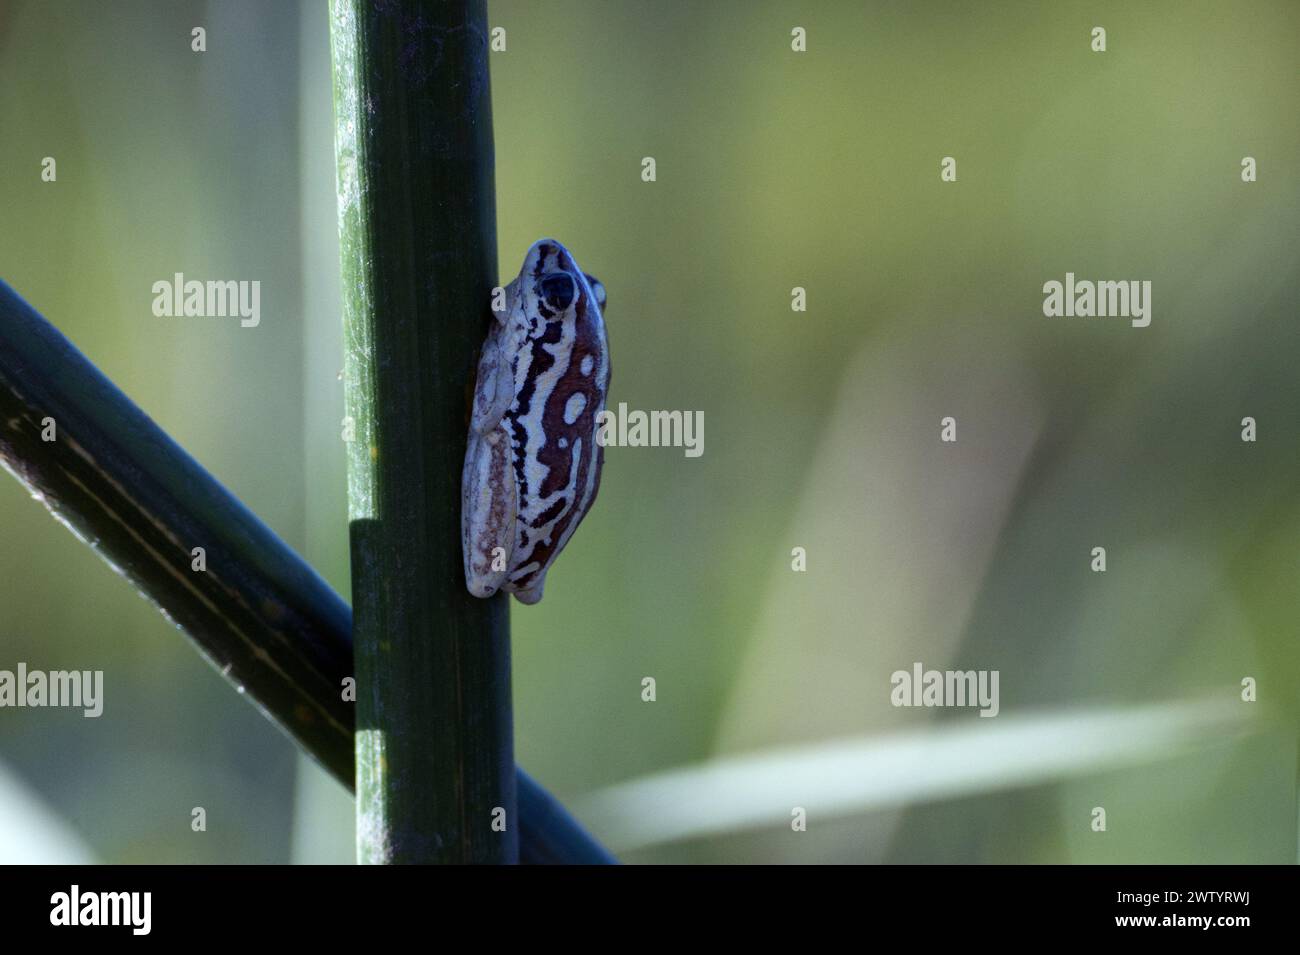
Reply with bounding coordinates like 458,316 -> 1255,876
511,578 -> 545,605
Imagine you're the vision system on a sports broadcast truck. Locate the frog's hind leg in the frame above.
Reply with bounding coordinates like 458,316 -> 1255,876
462,423 -> 517,598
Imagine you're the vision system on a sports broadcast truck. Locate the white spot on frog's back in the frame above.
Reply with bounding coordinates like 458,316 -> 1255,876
563,393 -> 587,425
580,354 -> 594,376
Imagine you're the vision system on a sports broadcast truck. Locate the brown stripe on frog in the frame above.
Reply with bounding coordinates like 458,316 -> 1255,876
530,495 -> 568,528
536,287 -> 603,500
533,243 -> 554,276
506,318 -> 563,501
511,286 -> 607,588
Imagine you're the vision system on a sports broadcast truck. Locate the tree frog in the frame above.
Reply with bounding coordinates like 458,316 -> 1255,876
462,239 -> 610,604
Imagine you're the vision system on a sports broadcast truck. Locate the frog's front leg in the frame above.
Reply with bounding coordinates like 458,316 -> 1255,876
461,420 -> 518,598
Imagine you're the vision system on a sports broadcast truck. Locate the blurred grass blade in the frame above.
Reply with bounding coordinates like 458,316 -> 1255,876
578,697 -> 1263,852
0,760 -> 99,864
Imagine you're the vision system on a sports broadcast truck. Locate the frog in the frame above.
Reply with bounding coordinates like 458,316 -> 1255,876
462,238 -> 610,605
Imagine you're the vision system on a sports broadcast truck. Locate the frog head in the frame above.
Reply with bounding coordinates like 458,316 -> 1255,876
515,238 -> 606,330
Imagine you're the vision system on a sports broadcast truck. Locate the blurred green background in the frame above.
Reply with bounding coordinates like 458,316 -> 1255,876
1,0 -> 1297,863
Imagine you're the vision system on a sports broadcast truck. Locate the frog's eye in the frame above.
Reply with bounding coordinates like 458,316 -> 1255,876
583,273 -> 607,312
539,271 -> 576,311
